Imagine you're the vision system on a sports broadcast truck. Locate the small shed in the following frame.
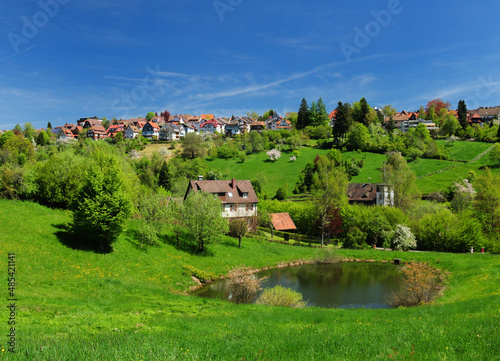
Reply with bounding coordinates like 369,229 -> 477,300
269,213 -> 297,232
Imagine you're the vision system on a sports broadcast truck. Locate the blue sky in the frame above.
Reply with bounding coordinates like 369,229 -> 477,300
1,0 -> 500,129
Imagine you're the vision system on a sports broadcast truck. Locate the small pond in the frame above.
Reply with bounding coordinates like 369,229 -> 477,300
194,262 -> 402,309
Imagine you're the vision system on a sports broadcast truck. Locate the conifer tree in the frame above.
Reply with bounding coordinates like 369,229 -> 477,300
457,100 -> 468,130
296,98 -> 310,130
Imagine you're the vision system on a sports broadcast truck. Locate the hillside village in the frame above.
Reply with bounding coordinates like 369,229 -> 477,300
5,104 -> 498,142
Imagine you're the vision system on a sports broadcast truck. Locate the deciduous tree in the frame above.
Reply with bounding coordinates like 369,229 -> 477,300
180,191 -> 229,252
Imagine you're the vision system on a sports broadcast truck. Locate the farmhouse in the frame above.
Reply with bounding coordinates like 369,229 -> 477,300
184,178 -> 259,218
348,183 -> 394,206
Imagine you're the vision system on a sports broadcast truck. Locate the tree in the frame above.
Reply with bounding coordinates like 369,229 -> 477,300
418,106 -> 426,119
160,109 -> 171,122
261,109 -> 275,121
490,143 -> 500,165
382,104 -> 396,118
385,152 -> 420,211
136,192 -> 169,248
313,157 -> 348,246
474,168 -> 500,235
180,191 -> 229,252
182,133 -> 207,159
23,122 -> 36,142
457,100 -> 468,130
36,130 -> 50,146
101,118 -> 110,129
440,114 -> 461,137
158,160 -> 172,191
387,116 -> 397,133
346,122 -> 369,150
332,101 -> 351,141
229,218 -> 248,248
146,112 -> 156,121
114,131 -> 124,143
310,97 -> 329,127
392,224 -> 417,251
351,97 -> 370,126
246,110 -> 259,119
286,112 -> 298,128
266,149 -> 281,161
47,122 -> 52,129
426,98 -> 451,114
71,150 -> 132,251
296,98 -> 310,130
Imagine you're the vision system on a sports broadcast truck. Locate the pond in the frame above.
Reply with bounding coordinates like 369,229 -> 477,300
194,262 -> 403,309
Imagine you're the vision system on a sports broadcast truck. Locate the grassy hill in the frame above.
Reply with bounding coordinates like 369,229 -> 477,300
201,141 -> 498,195
1,199 -> 499,360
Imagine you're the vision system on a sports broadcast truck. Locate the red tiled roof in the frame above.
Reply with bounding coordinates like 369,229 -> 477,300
329,110 -> 337,119
270,213 -> 297,231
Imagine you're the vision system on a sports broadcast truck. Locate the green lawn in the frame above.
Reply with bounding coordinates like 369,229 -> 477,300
435,140 -> 493,162
1,200 -> 500,360
206,146 -> 329,196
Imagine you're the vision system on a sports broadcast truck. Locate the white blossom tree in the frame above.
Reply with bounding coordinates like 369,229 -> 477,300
393,224 -> 417,251
266,149 -> 281,161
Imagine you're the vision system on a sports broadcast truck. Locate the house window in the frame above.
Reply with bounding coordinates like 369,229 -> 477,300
243,192 -> 248,198
228,192 -> 233,198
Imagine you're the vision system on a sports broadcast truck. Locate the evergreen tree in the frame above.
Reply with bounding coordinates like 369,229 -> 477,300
47,122 -> 52,129
296,98 -> 310,130
358,97 -> 370,126
457,100 -> 468,130
310,97 -> 329,127
158,161 -> 172,191
332,101 -> 352,141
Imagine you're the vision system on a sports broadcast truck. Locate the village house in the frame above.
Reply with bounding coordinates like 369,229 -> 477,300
142,121 -> 160,139
184,178 -> 259,218
124,125 -> 140,139
348,183 -> 394,206
86,125 -> 107,140
159,123 -> 181,141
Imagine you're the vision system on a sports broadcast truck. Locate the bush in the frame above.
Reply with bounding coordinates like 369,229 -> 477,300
393,224 -> 417,251
182,264 -> 217,283
256,286 -> 306,308
388,262 -> 444,307
228,267 -> 267,304
342,226 -> 368,249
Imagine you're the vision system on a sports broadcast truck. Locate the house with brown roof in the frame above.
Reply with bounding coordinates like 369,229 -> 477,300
184,178 -> 259,218
348,183 -> 394,206
83,118 -> 103,129
86,125 -> 107,140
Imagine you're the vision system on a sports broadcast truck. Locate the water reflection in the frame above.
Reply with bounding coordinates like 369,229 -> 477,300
194,262 -> 402,309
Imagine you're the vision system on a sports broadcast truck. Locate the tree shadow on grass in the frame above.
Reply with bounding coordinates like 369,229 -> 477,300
52,223 -> 113,254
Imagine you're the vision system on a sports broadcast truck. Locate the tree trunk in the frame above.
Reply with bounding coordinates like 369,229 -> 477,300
238,236 -> 242,248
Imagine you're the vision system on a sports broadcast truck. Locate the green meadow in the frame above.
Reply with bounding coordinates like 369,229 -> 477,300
1,200 -> 499,360
205,141 -> 498,195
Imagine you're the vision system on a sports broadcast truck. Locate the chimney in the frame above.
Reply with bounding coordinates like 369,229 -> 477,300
232,178 -> 236,190
198,175 -> 203,181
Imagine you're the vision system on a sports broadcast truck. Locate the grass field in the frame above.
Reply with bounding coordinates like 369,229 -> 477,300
195,140 -> 498,195
1,200 -> 499,360
206,147 -> 330,196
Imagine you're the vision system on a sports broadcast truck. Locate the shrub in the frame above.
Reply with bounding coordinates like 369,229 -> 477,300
266,149 -> 281,161
342,226 -> 368,249
393,224 -> 417,251
182,265 -> 217,283
256,286 -> 306,308
228,267 -> 267,304
388,262 -> 444,307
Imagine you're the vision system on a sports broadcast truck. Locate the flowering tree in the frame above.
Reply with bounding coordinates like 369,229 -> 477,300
266,149 -> 281,161
451,179 -> 476,213
393,224 -> 417,251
